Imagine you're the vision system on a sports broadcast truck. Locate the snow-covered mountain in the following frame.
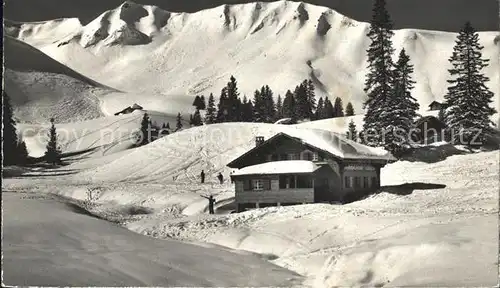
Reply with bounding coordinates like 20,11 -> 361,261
5,0 -> 499,120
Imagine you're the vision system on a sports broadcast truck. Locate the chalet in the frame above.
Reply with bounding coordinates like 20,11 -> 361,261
227,129 -> 396,212
413,116 -> 446,143
428,101 -> 444,111
114,103 -> 144,116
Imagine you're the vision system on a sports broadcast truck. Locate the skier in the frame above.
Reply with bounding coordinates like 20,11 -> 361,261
200,170 -> 205,184
201,195 -> 216,214
217,172 -> 224,184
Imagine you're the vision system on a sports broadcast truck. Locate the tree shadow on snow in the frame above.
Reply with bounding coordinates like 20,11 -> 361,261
400,144 -> 469,164
343,182 -> 446,204
381,182 -> 447,196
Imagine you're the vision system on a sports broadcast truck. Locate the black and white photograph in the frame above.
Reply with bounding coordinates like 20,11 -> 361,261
2,0 -> 499,286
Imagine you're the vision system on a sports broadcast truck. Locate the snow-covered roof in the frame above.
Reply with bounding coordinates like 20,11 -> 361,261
275,127 -> 396,161
232,160 -> 320,176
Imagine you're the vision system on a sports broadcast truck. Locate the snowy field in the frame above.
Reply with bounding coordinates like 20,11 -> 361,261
3,122 -> 499,287
3,0 -> 499,286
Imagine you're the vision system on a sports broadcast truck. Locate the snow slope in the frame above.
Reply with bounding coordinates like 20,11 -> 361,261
17,110 -> 179,157
3,126 -> 497,287
3,192 -> 302,286
4,34 -> 194,123
5,1 -> 499,117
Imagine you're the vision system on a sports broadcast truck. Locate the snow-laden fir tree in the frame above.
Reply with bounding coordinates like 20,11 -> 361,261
226,76 -> 240,122
2,91 -> 29,165
321,97 -> 334,119
45,118 -> 62,165
443,22 -> 496,146
345,102 -> 355,116
192,109 -> 203,126
306,79 -> 316,119
315,97 -> 324,119
362,0 -> 396,146
252,89 -> 264,122
199,95 -> 206,110
383,48 -> 419,154
175,113 -> 183,131
282,90 -> 296,121
275,94 -> 283,120
333,97 -> 344,117
346,120 -> 358,141
294,83 -> 310,120
261,85 -> 276,123
216,87 -> 228,123
205,93 -> 217,124
241,96 -> 254,122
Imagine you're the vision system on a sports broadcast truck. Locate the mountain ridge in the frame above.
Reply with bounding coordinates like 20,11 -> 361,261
4,0 -> 498,32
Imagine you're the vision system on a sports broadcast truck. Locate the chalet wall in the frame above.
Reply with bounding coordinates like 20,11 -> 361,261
236,189 -> 314,204
313,165 -> 342,202
341,164 -> 379,199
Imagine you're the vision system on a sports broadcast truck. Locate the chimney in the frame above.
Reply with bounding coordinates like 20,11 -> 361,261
255,136 -> 265,147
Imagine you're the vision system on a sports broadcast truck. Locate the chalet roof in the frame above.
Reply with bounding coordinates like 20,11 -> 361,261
232,160 -> 320,176
227,128 -> 396,168
428,101 -> 443,107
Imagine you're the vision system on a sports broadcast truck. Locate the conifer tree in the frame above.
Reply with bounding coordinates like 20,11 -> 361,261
192,109 -> 203,126
205,93 -> 217,124
261,85 -> 276,123
199,95 -> 206,110
175,113 -> 183,131
306,79 -> 316,119
226,76 -> 240,122
139,113 -> 151,146
253,89 -> 264,122
45,118 -> 62,165
333,97 -> 344,117
282,90 -> 296,121
362,0 -> 396,146
2,91 -> 29,165
443,22 -> 496,146
346,120 -> 358,141
294,83 -> 310,120
275,94 -> 283,121
216,87 -> 228,123
384,48 -> 420,153
321,97 -> 334,119
315,97 -> 324,120
192,96 -> 202,109
345,102 -> 355,116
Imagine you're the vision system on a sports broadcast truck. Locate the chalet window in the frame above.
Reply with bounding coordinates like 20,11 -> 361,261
252,179 -> 264,191
288,153 -> 299,160
372,176 -> 378,188
344,176 -> 352,188
279,154 -> 287,161
302,151 -> 313,161
266,155 -> 272,162
252,179 -> 270,190
363,177 -> 369,188
297,175 -> 313,188
312,152 -> 319,161
354,177 -> 361,188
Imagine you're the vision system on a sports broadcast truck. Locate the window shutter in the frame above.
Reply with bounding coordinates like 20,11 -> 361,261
263,179 -> 271,190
